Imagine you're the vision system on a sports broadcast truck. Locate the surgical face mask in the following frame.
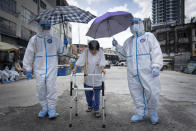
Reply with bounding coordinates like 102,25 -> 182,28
130,24 -> 139,34
42,29 -> 51,37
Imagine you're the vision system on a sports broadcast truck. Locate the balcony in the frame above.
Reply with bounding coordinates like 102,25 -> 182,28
0,17 -> 16,36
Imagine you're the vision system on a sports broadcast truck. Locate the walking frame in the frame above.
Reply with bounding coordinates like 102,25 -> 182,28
69,72 -> 106,128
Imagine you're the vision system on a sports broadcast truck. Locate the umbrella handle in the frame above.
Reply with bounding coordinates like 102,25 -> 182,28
61,14 -> 66,37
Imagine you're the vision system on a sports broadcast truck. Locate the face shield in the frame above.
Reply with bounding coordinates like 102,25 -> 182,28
38,19 -> 52,37
130,18 -> 142,36
39,19 -> 51,30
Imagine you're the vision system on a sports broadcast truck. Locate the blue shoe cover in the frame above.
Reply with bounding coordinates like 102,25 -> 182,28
48,109 -> 59,119
150,113 -> 159,125
38,110 -> 48,118
130,114 -> 145,123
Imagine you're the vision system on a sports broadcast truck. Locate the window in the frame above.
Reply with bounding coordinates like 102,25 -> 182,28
21,6 -> 36,23
56,0 -> 61,6
178,31 -> 188,38
56,0 -> 68,6
169,45 -> 175,53
195,28 -> 196,36
21,26 -> 35,40
157,33 -> 166,41
160,45 -> 166,53
0,0 -> 16,15
40,1 -> 46,9
33,0 -> 38,4
0,17 -> 16,35
169,32 -> 175,40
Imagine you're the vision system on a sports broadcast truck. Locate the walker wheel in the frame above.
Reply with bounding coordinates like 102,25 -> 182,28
102,124 -> 106,128
75,113 -> 78,116
69,124 -> 72,127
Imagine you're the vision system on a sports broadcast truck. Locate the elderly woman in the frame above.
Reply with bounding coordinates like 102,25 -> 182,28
72,40 -> 106,118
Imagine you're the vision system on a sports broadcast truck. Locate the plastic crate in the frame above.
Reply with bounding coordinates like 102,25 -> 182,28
57,65 -> 71,76
71,62 -> 83,73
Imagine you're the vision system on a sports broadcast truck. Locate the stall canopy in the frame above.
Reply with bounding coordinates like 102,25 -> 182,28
0,42 -> 19,52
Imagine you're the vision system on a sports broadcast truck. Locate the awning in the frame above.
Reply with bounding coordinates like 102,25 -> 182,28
0,41 -> 19,52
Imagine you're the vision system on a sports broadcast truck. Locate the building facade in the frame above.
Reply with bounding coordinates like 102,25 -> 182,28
0,0 -> 72,66
152,23 -> 196,70
152,0 -> 185,27
0,0 -> 52,46
152,23 -> 196,57
0,0 -> 72,47
143,18 -> 152,32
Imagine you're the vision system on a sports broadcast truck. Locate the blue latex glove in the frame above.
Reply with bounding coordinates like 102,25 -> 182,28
112,39 -> 118,47
26,72 -> 32,79
152,67 -> 160,77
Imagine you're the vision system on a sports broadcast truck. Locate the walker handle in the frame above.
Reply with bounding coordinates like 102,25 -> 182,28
101,72 -> 105,81
70,72 -> 75,80
101,72 -> 104,77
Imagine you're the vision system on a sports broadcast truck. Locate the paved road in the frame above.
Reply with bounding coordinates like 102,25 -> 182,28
0,67 -> 196,131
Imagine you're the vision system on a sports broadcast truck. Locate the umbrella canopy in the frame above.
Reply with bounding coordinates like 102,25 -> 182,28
0,42 -> 18,52
32,6 -> 96,25
86,11 -> 133,39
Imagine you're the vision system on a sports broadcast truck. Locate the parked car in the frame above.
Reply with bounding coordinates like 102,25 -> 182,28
105,61 -> 111,69
161,58 -> 174,71
118,61 -> 127,66
113,61 -> 119,66
183,61 -> 196,75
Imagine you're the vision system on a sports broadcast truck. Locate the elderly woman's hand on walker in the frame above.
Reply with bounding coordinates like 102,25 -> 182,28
101,66 -> 106,74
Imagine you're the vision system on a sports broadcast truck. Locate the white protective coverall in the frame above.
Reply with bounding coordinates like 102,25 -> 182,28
23,30 -> 67,110
76,48 -> 106,87
0,70 -> 9,82
115,21 -> 163,117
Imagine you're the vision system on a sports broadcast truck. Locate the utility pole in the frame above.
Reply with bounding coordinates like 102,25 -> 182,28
78,24 -> 80,44
38,0 -> 40,14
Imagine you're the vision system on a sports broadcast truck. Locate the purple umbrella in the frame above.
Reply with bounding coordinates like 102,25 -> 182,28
86,11 -> 133,39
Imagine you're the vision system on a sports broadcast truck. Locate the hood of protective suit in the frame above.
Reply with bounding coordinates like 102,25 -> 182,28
37,19 -> 52,38
39,19 -> 51,27
130,20 -> 145,37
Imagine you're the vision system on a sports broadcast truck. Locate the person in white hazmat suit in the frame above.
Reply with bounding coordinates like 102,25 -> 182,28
23,19 -> 67,119
113,18 -> 163,125
0,70 -> 9,83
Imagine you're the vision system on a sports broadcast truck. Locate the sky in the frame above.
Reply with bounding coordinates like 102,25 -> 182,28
66,0 -> 196,48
